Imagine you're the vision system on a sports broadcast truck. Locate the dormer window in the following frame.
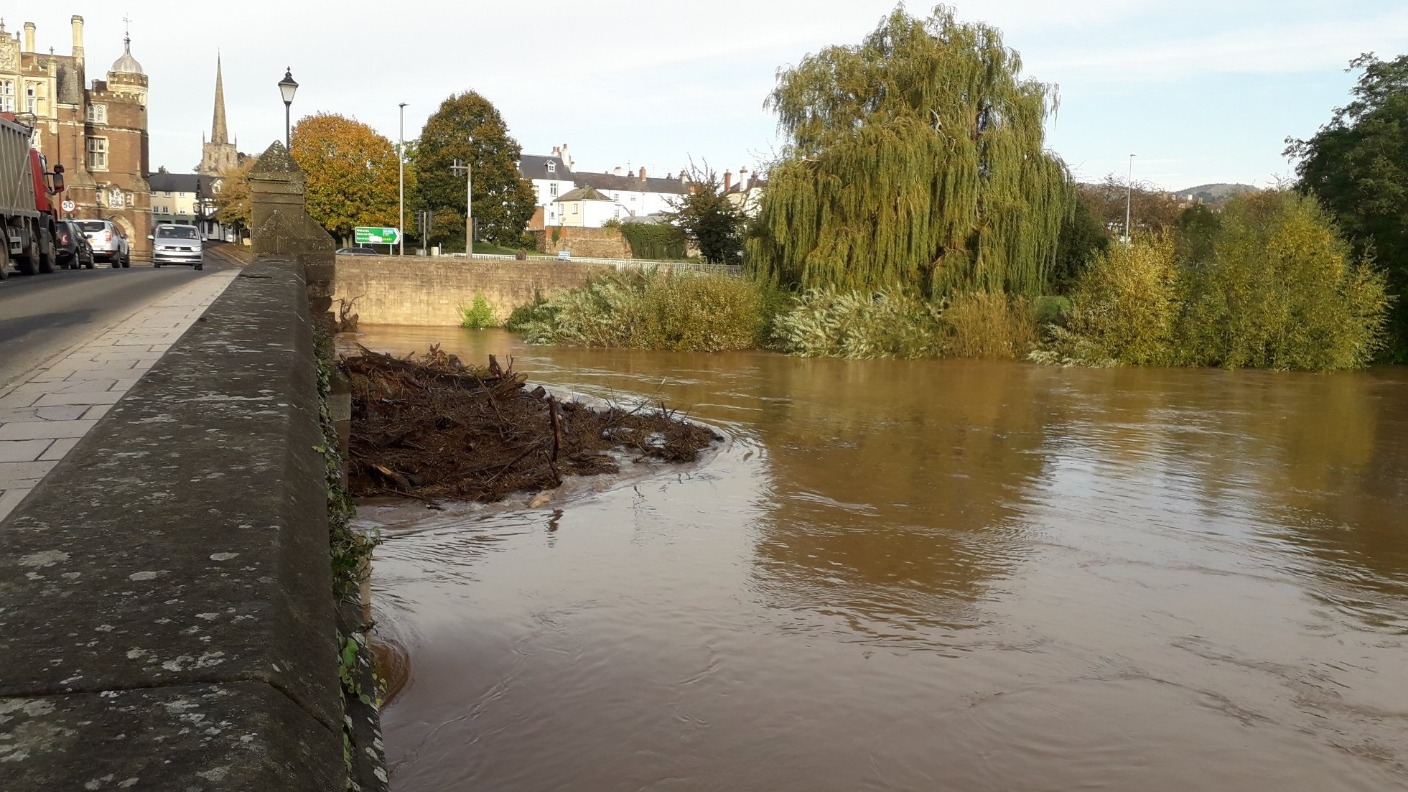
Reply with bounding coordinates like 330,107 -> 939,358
546,161 -> 556,174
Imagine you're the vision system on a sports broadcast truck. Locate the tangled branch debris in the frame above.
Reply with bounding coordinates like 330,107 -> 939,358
342,346 -> 721,501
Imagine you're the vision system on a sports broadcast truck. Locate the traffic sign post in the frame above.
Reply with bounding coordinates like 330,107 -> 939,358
353,226 -> 400,245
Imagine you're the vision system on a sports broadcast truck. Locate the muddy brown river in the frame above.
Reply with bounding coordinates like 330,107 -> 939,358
351,327 -> 1408,792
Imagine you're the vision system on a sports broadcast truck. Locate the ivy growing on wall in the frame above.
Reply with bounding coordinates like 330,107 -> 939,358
610,221 -> 688,261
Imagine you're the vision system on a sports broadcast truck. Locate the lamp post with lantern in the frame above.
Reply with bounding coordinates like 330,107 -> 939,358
278,68 -> 298,150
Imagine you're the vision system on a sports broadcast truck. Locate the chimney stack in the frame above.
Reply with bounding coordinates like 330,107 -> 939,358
724,170 -> 733,192
613,166 -> 623,177
23,22 -> 35,54
71,15 -> 84,62
639,166 -> 647,180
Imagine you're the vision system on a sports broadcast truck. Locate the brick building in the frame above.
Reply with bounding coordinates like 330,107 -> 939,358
0,17 -> 152,257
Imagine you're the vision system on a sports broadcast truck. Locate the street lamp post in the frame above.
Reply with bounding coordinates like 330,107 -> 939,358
278,68 -> 298,150
1125,153 -> 1136,244
398,102 -> 406,257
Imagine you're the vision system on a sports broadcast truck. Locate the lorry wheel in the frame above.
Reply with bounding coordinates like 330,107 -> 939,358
16,238 -> 39,276
38,228 -> 55,274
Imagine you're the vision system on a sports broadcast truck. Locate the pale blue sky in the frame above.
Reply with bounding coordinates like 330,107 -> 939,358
16,1 -> 1408,190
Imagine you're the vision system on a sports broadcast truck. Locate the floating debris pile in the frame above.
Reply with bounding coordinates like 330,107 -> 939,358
342,346 -> 720,502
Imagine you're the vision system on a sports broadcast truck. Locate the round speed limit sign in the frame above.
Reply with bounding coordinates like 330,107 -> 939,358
61,199 -> 75,212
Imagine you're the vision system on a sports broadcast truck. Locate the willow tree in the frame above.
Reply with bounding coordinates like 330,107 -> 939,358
750,5 -> 1070,298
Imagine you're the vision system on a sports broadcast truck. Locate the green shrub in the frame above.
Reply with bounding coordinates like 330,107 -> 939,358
1034,296 -> 1072,326
637,269 -> 764,350
458,294 -> 498,329
1030,234 -> 1181,367
1175,190 -> 1388,371
1032,191 -> 1390,372
771,287 -> 945,358
617,222 -> 688,261
942,291 -> 1038,360
514,267 -> 764,351
505,296 -> 556,333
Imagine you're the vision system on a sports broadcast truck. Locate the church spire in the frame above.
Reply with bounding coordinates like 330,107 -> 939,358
211,54 -> 229,145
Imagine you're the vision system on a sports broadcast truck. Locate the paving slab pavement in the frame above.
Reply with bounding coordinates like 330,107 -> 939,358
0,271 -> 239,521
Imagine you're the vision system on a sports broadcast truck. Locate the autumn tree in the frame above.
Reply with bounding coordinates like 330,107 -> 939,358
666,165 -> 746,265
750,6 -> 1071,299
413,91 -> 535,248
213,157 -> 256,233
289,113 -> 400,243
1287,53 -> 1408,360
1076,177 -> 1186,238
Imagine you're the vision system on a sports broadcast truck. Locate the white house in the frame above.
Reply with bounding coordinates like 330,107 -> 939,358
519,144 -> 691,229
554,186 -> 619,228
724,167 -> 766,218
520,150 -> 576,228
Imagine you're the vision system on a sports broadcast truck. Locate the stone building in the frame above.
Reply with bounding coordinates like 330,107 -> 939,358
198,56 -> 238,178
0,16 -> 152,257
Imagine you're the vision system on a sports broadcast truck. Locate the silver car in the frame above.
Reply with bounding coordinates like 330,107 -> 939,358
75,219 -> 131,268
150,224 -> 203,270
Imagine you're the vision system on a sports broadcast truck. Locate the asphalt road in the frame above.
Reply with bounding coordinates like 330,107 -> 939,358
0,244 -> 244,391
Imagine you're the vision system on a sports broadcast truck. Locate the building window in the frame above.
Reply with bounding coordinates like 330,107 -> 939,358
87,104 -> 108,124
571,205 -> 578,215
0,80 -> 13,112
24,84 -> 37,115
549,183 -> 558,197
86,137 -> 108,171
546,162 -> 555,174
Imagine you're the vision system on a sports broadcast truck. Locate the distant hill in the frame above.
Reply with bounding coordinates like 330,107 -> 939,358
1174,183 -> 1258,205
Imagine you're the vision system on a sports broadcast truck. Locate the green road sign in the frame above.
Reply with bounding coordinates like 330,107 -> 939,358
354,226 -> 400,245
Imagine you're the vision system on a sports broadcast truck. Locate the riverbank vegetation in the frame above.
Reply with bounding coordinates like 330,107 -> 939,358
510,268 -> 766,351
497,7 -> 1395,372
1031,191 -> 1388,370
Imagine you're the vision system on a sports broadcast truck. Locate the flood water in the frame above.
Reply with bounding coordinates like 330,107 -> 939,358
352,327 -> 1408,792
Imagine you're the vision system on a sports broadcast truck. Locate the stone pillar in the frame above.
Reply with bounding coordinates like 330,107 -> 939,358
248,140 -> 346,460
248,140 -> 336,312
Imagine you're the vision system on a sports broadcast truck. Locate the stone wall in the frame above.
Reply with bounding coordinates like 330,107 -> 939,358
533,225 -> 630,259
335,255 -> 619,326
0,262 -> 343,790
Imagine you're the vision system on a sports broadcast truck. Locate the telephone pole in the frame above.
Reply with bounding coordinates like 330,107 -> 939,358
1125,153 -> 1136,244
398,102 -> 406,256
449,135 -> 474,254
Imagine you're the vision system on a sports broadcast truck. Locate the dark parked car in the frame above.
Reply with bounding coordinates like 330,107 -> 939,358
336,247 -> 379,256
55,220 -> 96,269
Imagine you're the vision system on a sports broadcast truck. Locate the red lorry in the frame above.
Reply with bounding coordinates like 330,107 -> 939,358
0,113 -> 65,280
